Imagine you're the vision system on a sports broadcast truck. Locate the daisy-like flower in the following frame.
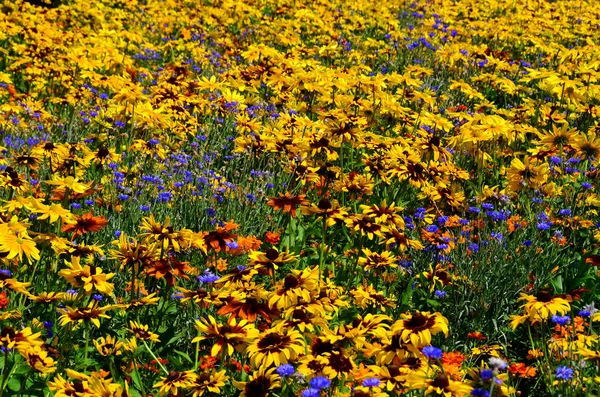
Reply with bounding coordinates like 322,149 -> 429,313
510,291 -> 570,329
392,311 -> 449,348
127,321 -> 160,342
61,211 -> 109,239
45,176 -> 91,194
358,249 -> 398,272
93,335 -> 123,356
0,326 -> 44,354
268,267 -> 319,310
248,248 -> 298,277
192,315 -> 259,357
267,192 -> 308,218
408,367 -> 473,397
0,221 -> 40,263
23,345 -> 57,374
58,256 -> 115,295
300,198 -> 349,227
139,214 -> 192,253
57,302 -> 112,328
190,369 -> 229,397
233,367 -> 281,397
246,324 -> 305,368
153,370 -> 194,396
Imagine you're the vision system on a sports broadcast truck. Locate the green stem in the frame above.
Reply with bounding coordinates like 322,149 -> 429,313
0,348 -> 11,397
142,340 -> 168,375
17,367 -> 34,397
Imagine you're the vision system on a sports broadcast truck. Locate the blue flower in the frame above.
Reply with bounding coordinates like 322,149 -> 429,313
422,345 -> 443,360
471,389 -> 490,397
362,378 -> 381,387
302,389 -> 321,397
480,368 -> 494,381
555,366 -> 574,381
551,315 -> 570,326
309,376 -> 331,389
276,364 -> 295,377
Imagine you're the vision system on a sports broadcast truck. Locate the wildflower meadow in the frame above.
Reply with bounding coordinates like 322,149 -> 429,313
1,0 -> 600,396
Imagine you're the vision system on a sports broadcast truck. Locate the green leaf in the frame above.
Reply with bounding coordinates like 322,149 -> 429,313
427,299 -> 441,308
7,377 -> 21,392
130,367 -> 144,393
174,349 -> 193,364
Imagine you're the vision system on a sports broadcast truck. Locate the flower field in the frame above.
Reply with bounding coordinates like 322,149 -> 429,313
1,0 -> 600,395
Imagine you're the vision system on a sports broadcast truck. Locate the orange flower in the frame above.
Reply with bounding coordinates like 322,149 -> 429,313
0,291 -> 8,309
267,192 -> 308,218
265,232 -> 280,245
61,212 -> 109,239
509,362 -> 537,378
467,331 -> 486,341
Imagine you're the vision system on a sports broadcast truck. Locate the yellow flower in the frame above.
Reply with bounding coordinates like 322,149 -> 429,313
392,311 -> 449,348
246,324 -> 305,368
45,176 -> 91,194
23,345 -> 57,374
153,370 -> 195,396
0,224 -> 39,263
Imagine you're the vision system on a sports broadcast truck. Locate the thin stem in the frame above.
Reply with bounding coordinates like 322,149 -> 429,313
142,340 -> 168,375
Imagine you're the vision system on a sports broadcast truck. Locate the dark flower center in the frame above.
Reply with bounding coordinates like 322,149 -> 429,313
431,373 -> 450,389
265,249 -> 279,260
318,198 -> 332,210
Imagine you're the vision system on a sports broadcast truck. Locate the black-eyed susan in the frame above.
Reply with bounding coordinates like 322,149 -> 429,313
300,198 -> 349,227
248,248 -> 298,277
233,367 -> 281,397
510,291 -> 570,328
268,267 -> 319,310
23,345 -> 57,374
153,370 -> 194,396
192,315 -> 259,357
246,324 -> 305,368
267,192 -> 308,218
392,311 -> 449,348
190,369 -> 229,397
127,321 -> 160,342
408,367 -> 473,397
58,302 -> 112,328
93,335 -> 122,357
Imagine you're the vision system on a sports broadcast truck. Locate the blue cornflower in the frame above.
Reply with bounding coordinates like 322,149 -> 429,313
579,310 -> 591,317
480,368 -> 494,381
198,270 -> 220,284
552,315 -> 571,326
537,222 -> 552,231
434,290 -> 447,299
276,364 -> 295,377
582,182 -> 593,189
140,205 -> 150,211
426,225 -> 439,233
309,376 -> 331,389
558,209 -> 572,217
468,206 -> 481,214
468,243 -> 479,253
70,203 -> 81,209
422,345 -> 443,360
85,199 -> 94,206
471,389 -> 490,397
302,389 -> 321,397
523,239 -> 532,247
92,294 -> 103,301
555,366 -> 574,381
362,378 -> 381,387
481,202 -> 494,210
